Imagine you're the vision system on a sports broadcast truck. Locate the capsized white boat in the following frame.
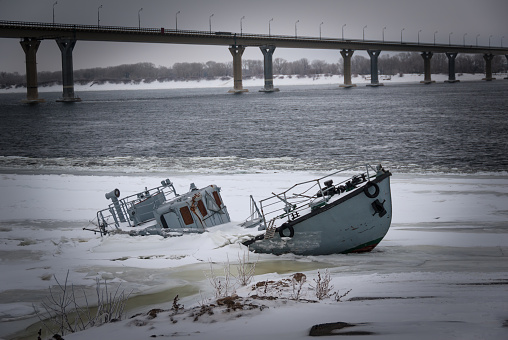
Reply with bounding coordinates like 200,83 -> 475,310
240,164 -> 392,255
88,180 -> 231,237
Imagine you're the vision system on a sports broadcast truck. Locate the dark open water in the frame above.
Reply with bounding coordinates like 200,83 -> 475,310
0,81 -> 507,174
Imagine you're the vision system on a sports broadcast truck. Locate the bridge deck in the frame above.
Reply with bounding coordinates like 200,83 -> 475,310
1,20 -> 507,55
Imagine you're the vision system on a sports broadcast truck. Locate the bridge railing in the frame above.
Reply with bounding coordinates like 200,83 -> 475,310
0,19 -> 505,51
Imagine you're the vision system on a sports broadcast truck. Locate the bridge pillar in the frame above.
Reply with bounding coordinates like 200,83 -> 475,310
259,45 -> 279,92
420,52 -> 435,84
444,52 -> 460,83
505,55 -> 508,79
366,50 -> 383,87
20,38 -> 45,104
340,49 -> 356,88
228,45 -> 248,93
56,38 -> 81,102
482,54 -> 496,81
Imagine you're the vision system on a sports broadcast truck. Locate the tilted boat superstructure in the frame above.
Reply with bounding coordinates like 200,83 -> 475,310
88,164 -> 392,256
241,164 -> 392,255
90,179 -> 230,236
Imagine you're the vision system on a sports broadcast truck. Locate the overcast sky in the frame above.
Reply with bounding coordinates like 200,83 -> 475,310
1,0 -> 507,73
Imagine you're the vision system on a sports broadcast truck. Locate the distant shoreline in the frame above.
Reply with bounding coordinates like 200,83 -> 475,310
1,73 -> 507,93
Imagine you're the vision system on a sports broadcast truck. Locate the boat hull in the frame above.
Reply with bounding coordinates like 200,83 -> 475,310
248,172 -> 392,255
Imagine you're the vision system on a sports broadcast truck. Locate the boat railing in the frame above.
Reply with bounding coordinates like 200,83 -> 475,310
258,164 -> 379,229
95,179 -> 178,231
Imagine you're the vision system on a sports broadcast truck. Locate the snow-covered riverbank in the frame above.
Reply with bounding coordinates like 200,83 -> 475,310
1,171 -> 507,339
2,73 -> 506,94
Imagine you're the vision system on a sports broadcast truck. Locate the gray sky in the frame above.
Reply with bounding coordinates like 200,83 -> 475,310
1,0 -> 507,73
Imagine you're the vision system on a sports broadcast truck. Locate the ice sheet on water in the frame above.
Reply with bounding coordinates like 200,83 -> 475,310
1,171 -> 508,339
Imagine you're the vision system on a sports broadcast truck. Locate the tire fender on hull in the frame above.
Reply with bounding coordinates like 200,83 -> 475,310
278,225 -> 295,238
364,181 -> 379,198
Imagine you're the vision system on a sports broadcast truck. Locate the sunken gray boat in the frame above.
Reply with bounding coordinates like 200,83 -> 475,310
241,164 -> 392,255
89,180 -> 231,236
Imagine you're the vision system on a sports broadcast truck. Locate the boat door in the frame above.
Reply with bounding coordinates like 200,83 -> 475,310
160,211 -> 180,229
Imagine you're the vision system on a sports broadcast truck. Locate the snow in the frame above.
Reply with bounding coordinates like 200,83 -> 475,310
2,73 -> 506,93
1,171 -> 507,339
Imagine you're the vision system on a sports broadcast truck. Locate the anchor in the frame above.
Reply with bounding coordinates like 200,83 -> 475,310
371,199 -> 387,217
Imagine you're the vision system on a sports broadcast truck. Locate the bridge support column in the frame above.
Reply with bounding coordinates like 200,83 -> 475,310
228,45 -> 248,93
482,54 -> 496,81
20,38 -> 45,104
259,45 -> 279,92
505,55 -> 508,79
340,49 -> 356,88
56,38 -> 81,102
420,52 -> 435,84
366,50 -> 383,87
444,52 -> 460,83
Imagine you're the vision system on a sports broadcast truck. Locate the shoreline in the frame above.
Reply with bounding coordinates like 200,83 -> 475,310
1,73 -> 507,94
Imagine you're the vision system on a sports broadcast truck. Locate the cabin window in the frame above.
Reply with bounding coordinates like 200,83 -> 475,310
212,191 -> 222,207
197,200 -> 208,216
180,206 -> 194,225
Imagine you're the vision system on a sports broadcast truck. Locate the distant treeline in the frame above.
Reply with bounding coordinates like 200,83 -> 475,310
1,52 -> 506,88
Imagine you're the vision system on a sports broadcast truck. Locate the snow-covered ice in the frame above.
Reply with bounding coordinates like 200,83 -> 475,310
0,171 -> 507,339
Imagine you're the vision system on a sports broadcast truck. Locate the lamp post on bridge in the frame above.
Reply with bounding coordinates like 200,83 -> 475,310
476,34 -> 480,47
400,28 -> 405,43
418,29 -> 422,44
363,25 -> 367,41
434,31 -> 438,45
295,20 -> 299,38
138,8 -> 143,29
209,14 -> 214,33
52,1 -> 58,24
240,16 -> 245,35
463,33 -> 467,46
342,24 -> 346,40
176,11 -> 180,30
269,18 -> 273,36
320,22 -> 324,39
97,5 -> 102,27
449,32 -> 453,46
382,27 -> 386,43
489,35 -> 493,47
502,36 -> 505,48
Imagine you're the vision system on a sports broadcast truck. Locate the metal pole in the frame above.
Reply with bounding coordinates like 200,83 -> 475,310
363,25 -> 367,41
434,31 -> 438,45
449,32 -> 453,46
176,11 -> 180,30
382,27 -> 386,42
400,28 -> 405,43
342,24 -> 346,40
295,20 -> 299,38
269,18 -> 273,36
241,16 -> 245,35
463,33 -> 467,46
320,22 -> 324,39
418,30 -> 422,44
489,35 -> 493,47
209,14 -> 214,33
476,34 -> 480,47
138,8 -> 143,29
98,5 -> 102,27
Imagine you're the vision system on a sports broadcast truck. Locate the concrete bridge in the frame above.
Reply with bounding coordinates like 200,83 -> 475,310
1,20 -> 507,103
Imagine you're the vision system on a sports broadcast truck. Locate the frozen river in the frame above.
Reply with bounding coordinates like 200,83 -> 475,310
1,171 -> 507,339
1,81 -> 507,339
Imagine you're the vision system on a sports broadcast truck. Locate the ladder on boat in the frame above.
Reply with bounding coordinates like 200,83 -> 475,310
264,219 -> 277,239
